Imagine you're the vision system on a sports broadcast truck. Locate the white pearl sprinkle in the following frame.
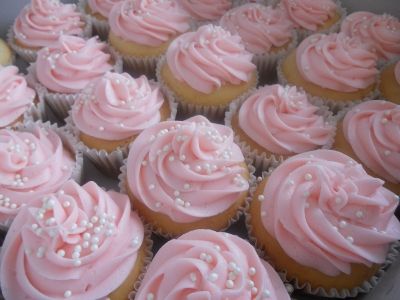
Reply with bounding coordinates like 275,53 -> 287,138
251,287 -> 258,295
91,244 -> 99,252
64,290 -> 72,298
226,279 -> 234,289
184,183 -> 191,190
57,249 -> 65,257
72,251 -> 80,259
63,201 -> 71,208
83,232 -> 91,241
304,173 -> 312,181
73,259 -> 82,266
200,252 -> 207,261
384,150 -> 391,156
82,241 -> 90,248
208,272 -> 219,282
339,220 -> 347,228
146,293 -> 154,300
355,211 -> 364,218
347,236 -> 354,243
262,289 -> 271,298
248,267 -> 256,276
74,245 -> 82,252
148,184 -> 155,190
190,272 -> 197,282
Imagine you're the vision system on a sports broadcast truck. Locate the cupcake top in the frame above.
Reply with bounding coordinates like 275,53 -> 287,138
0,180 -> 145,300
340,12 -> 400,61
220,4 -> 293,55
126,115 -> 249,223
257,149 -> 400,276
0,66 -> 36,128
343,100 -> 400,184
166,24 -> 256,94
177,0 -> 232,22
395,61 -> 400,84
136,229 -> 290,300
296,33 -> 378,92
278,0 -> 337,31
237,84 -> 334,155
87,0 -> 122,19
0,124 -> 76,226
71,72 -> 165,141
109,0 -> 191,47
35,35 -> 113,94
13,0 -> 84,49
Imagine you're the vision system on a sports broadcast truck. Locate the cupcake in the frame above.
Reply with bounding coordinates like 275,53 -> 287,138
177,0 -> 232,24
0,65 -> 39,129
108,0 -> 191,75
226,84 -> 335,170
279,32 -> 379,111
69,71 -> 176,175
79,0 -> 123,39
0,122 -> 82,228
158,24 -> 257,119
0,39 -> 13,66
8,0 -> 91,62
220,3 -> 297,81
122,115 -> 251,237
31,35 -> 119,121
135,229 -> 291,300
0,180 -> 150,300
340,12 -> 400,63
334,100 -> 400,194
379,60 -> 400,104
248,149 -> 400,296
277,0 -> 344,40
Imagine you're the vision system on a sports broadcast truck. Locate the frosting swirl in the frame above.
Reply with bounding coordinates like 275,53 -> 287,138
177,0 -> 232,21
341,12 -> 400,61
136,229 -> 290,300
72,72 -> 165,140
259,149 -> 400,276
296,33 -> 378,92
0,66 -> 36,128
13,0 -> 84,48
35,35 -> 113,94
0,124 -> 75,226
238,85 -> 334,155
166,24 -> 256,94
395,61 -> 400,84
0,180 -> 145,300
87,0 -> 122,18
343,100 -> 400,184
109,0 -> 190,47
279,0 -> 337,31
126,115 -> 249,223
220,4 -> 293,54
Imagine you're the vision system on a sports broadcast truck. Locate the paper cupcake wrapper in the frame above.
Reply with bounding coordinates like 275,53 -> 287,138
7,16 -> 93,63
118,158 -> 256,239
224,88 -> 337,172
377,57 -> 400,100
23,95 -> 47,125
156,56 -> 258,121
244,172 -> 400,298
78,0 -> 109,40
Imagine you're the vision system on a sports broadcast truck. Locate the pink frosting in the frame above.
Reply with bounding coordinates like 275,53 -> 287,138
35,35 -> 113,94
341,12 -> 400,61
0,180 -> 145,300
87,0 -> 122,18
238,85 -> 334,155
72,72 -> 165,141
166,24 -> 256,94
177,0 -> 232,21
220,4 -> 293,55
109,0 -> 191,47
0,125 -> 75,226
259,149 -> 400,276
0,66 -> 36,128
296,33 -> 378,92
279,0 -> 337,31
136,229 -> 290,300
126,115 -> 249,223
395,61 -> 400,84
343,100 -> 400,184
13,0 -> 84,48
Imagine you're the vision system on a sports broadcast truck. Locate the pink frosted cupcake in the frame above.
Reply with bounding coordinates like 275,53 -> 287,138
0,122 -> 82,228
30,35 -> 120,121
220,3 -> 297,80
226,84 -> 336,170
121,115 -> 251,237
8,0 -> 91,62
177,0 -> 232,24
69,71 -> 176,175
0,180 -> 150,300
341,12 -> 400,63
135,229 -> 291,300
108,0 -> 191,75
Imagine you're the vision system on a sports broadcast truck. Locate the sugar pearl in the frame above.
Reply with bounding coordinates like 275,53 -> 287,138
64,290 -> 72,298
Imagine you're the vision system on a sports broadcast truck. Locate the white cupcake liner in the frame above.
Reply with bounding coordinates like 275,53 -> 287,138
7,16 -> 93,63
65,94 -> 177,176
224,88 -> 338,172
277,55 -> 379,113
78,0 -> 110,40
119,157 -> 256,239
244,173 -> 400,298
22,94 -> 47,124
156,56 -> 258,121
28,48 -> 122,122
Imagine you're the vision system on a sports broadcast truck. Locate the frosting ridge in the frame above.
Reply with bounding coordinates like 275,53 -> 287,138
87,0 -> 122,18
177,0 -> 232,21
